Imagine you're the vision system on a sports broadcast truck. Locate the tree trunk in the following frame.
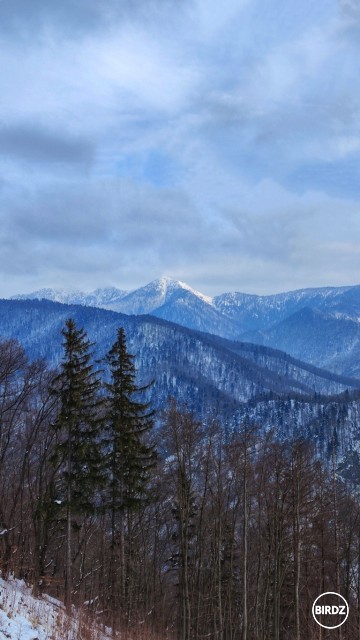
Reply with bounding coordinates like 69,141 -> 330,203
65,430 -> 72,613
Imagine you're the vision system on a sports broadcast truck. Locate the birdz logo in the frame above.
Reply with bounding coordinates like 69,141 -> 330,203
312,592 -> 349,629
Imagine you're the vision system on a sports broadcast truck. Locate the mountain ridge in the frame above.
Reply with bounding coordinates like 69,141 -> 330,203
10,278 -> 360,376
3,297 -> 360,481
1,298 -> 358,411
12,279 -> 360,324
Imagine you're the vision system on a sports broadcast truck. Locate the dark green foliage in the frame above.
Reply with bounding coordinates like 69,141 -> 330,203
104,327 -> 156,512
51,318 -> 104,514
103,328 -> 156,633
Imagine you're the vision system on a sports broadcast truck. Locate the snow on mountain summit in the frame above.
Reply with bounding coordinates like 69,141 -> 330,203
10,278 -> 213,313
7,279 -> 360,376
160,277 -> 213,306
12,287 -> 83,304
106,277 -> 213,315
12,287 -> 128,308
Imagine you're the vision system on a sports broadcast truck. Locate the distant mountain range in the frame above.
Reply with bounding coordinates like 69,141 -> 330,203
12,278 -> 360,377
3,297 -> 360,481
1,297 -> 358,409
12,286 -> 129,308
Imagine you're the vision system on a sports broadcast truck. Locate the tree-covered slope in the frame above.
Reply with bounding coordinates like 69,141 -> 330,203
0,299 -> 358,419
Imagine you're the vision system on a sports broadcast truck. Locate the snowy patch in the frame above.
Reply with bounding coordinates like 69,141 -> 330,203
0,575 -> 111,640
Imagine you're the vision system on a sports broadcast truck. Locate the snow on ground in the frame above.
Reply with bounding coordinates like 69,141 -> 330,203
0,575 -> 111,640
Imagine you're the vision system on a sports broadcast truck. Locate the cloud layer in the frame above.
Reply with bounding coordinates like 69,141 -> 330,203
1,0 -> 359,296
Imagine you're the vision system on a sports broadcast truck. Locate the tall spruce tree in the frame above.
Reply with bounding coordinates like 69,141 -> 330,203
104,327 -> 156,633
51,318 -> 104,612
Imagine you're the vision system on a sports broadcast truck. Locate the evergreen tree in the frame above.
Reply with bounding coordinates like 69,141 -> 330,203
51,318 -> 104,611
104,327 -> 156,633
105,327 -> 156,510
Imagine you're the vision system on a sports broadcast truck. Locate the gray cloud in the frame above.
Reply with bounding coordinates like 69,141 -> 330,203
1,168 -> 359,298
1,177 -> 204,261
0,0 -> 184,40
0,125 -> 94,167
0,0 -> 359,296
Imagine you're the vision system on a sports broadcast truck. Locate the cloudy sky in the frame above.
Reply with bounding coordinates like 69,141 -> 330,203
1,0 -> 360,296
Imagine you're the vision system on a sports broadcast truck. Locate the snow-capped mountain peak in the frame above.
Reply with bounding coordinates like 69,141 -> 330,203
148,277 -> 213,306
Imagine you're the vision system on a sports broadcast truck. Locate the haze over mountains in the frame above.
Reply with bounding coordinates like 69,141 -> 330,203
12,277 -> 360,377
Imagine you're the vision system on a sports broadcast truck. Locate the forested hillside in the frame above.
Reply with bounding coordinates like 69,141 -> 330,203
0,299 -> 358,416
0,328 -> 360,638
1,300 -> 360,639
2,298 -> 360,476
0,322 -> 360,640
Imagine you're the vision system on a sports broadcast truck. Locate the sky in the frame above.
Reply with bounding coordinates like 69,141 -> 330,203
1,0 -> 360,296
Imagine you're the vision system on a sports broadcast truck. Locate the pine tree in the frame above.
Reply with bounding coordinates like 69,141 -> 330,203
51,318 -> 104,612
104,327 -> 156,633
